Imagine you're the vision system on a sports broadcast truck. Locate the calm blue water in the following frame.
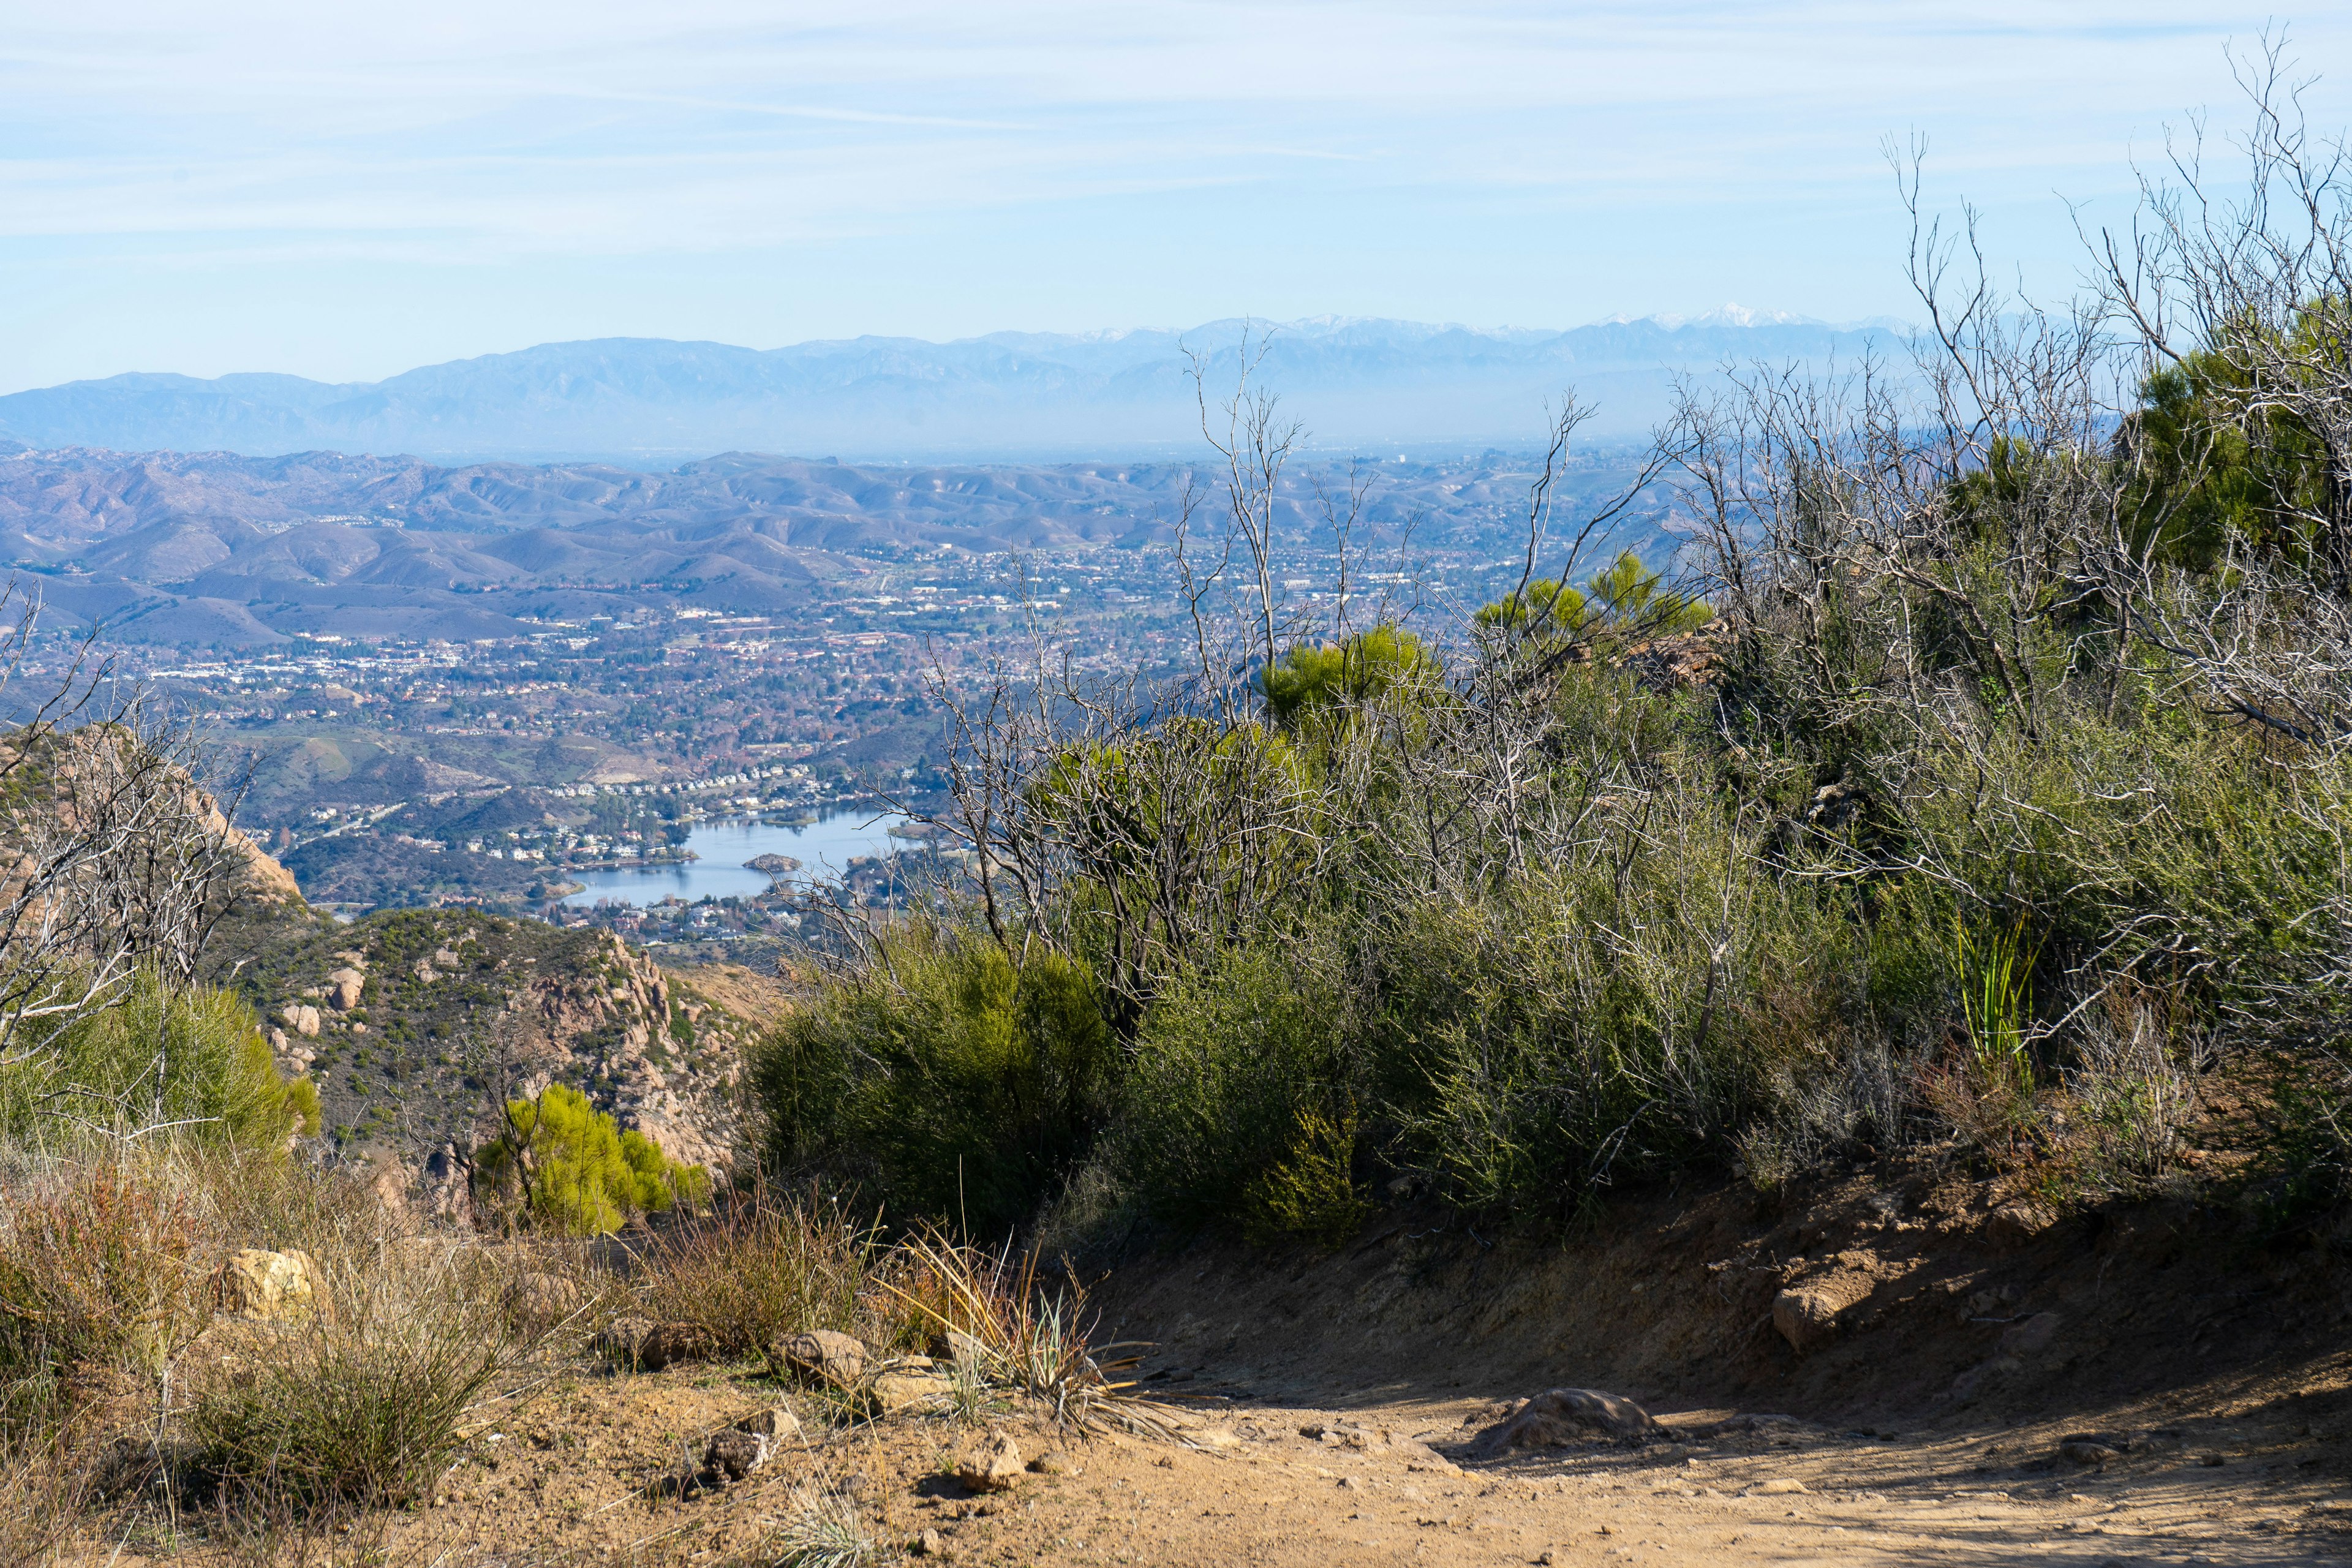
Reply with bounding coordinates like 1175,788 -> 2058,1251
559,808 -> 913,907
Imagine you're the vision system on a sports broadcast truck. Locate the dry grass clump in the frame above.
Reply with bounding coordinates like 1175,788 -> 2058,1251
883,1232 -> 1161,1436
0,1423 -> 94,1568
0,1139 -> 557,1540
180,1258 -> 512,1508
763,1478 -> 877,1568
634,1184 -> 877,1355
0,1157 -> 215,1392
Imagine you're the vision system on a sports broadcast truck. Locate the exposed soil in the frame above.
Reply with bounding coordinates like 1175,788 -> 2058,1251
69,1343 -> 2352,1566
61,1167 -> 2352,1566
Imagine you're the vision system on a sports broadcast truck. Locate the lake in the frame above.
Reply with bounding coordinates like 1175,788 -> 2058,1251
559,807 -> 914,908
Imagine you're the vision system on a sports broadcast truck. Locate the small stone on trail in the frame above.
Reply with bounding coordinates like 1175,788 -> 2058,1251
731,1405 -> 802,1442
598,1316 -> 655,1364
1746,1479 -> 1808,1496
700,1427 -> 769,1484
2061,1438 -> 2121,1467
1998,1312 -> 2064,1355
957,1433 -> 1024,1493
1489,1389 -> 1661,1450
913,1528 -> 946,1557
1028,1450 -> 1079,1476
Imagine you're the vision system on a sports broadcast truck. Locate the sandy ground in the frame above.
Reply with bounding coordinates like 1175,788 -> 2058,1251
72,1349 -> 2352,1567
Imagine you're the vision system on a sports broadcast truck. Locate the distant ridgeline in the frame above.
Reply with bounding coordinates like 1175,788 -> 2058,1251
0,314 -> 1905,464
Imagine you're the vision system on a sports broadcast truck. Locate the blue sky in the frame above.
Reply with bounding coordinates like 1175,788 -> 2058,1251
0,2 -> 2344,393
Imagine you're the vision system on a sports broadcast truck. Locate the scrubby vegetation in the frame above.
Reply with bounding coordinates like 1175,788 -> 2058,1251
475,1082 -> 711,1234
750,87 -> 2352,1253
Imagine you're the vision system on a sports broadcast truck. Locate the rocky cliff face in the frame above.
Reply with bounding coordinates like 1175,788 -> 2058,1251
505,930 -> 755,1172
207,903 -> 777,1191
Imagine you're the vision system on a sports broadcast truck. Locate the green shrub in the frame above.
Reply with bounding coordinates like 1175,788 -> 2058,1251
1361,796 -> 1856,1209
475,1084 -> 709,1235
0,972 -> 316,1149
1240,1106 -> 1372,1249
1259,623 -> 1441,726
1110,940 -> 1344,1231
752,931 -> 1111,1237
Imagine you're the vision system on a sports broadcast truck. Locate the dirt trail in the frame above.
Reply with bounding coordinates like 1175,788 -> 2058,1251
70,1337 -> 2352,1566
70,1168 -> 2352,1565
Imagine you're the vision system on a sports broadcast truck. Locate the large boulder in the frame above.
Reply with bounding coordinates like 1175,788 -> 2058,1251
1487,1388 -> 1660,1450
325,968 -> 366,1011
214,1248 -> 325,1321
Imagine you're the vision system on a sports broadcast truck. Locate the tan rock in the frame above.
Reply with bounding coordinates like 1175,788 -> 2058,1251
279,1003 -> 322,1038
956,1433 -> 1023,1493
1488,1388 -> 1660,1450
772,1328 -> 867,1387
214,1248 -> 324,1321
325,968 -> 366,1011
1771,1270 -> 1877,1352
873,1368 -> 952,1415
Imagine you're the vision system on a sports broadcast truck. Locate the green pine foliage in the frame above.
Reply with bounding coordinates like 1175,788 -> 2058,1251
0,971 -> 318,1149
475,1083 -> 709,1235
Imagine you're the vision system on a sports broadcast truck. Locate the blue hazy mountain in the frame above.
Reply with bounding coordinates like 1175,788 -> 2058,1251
0,312 -> 1908,465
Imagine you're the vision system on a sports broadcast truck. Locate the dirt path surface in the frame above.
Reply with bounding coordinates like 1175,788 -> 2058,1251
76,1353 -> 2352,1566
63,1172 -> 2352,1564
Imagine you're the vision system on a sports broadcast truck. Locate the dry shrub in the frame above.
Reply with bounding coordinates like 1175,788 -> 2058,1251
182,1248 -> 512,1509
636,1184 -> 876,1355
0,1423 -> 94,1568
2061,982 -> 2203,1191
0,1157 -> 214,1388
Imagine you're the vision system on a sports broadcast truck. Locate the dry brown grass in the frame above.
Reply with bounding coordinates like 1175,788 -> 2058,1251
633,1184 -> 880,1356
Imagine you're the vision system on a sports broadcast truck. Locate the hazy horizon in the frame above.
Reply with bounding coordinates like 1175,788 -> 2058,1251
6,4 -> 2346,398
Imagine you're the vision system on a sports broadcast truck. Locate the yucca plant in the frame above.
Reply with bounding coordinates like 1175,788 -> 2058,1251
881,1232 -> 1171,1436
1954,914 -> 2035,1087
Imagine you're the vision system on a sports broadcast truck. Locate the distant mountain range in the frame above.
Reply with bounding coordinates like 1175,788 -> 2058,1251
0,446 -> 1589,646
0,312 -> 1910,465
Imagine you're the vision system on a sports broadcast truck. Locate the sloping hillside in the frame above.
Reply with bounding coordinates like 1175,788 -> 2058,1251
203,840 -> 775,1186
